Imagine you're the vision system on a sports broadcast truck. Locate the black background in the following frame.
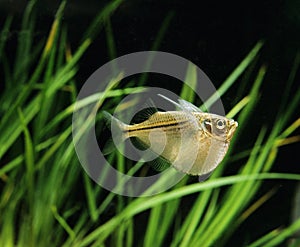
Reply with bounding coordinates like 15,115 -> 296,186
1,0 -> 300,246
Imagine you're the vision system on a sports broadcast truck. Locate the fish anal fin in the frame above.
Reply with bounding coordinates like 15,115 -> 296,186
130,137 -> 170,172
130,137 -> 148,151
148,155 -> 170,172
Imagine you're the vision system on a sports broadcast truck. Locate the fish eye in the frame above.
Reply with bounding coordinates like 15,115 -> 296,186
216,119 -> 226,130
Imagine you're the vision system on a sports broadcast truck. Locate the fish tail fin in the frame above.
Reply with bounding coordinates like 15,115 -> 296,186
102,111 -> 128,155
103,111 -> 127,135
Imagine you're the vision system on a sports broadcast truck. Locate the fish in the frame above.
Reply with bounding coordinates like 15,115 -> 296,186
103,94 -> 238,181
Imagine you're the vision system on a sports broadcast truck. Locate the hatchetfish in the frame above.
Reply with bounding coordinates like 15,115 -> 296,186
103,94 -> 238,181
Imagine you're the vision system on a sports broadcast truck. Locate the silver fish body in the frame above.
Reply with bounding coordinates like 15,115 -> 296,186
104,95 -> 238,177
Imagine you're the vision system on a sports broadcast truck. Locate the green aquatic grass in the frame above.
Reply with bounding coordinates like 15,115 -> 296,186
0,1 -> 300,247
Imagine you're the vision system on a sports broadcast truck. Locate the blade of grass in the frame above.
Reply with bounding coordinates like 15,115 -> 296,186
36,125 -> 72,170
276,52 -> 300,118
181,62 -> 198,102
42,0 -> 66,58
190,127 -> 267,247
82,0 -> 123,42
45,38 -> 91,96
0,95 -> 40,158
126,219 -> 134,247
78,173 -> 300,246
17,108 -> 35,203
263,217 -> 300,247
138,11 -> 175,85
105,18 -> 117,61
226,96 -> 250,119
144,199 -> 180,247
52,205 -> 76,241
13,0 -> 36,83
83,174 -> 99,222
248,217 -> 300,247
35,1 -> 66,138
0,1 -> 68,139
41,86 -> 146,136
236,65 -> 266,129
177,189 -> 220,247
247,228 -> 281,247
219,187 -> 279,246
0,15 -> 13,63
204,41 -> 264,109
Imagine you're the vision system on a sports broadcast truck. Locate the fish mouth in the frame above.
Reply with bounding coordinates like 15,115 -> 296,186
227,120 -> 238,141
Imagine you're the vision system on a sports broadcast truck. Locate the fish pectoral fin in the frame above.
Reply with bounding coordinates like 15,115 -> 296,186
198,172 -> 212,182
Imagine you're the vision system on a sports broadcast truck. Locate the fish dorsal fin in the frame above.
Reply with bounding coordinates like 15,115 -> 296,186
157,94 -> 182,110
178,99 -> 202,112
130,107 -> 158,124
130,99 -> 158,124
157,94 -> 202,112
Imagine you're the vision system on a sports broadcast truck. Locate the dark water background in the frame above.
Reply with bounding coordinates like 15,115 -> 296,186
1,0 -> 299,245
